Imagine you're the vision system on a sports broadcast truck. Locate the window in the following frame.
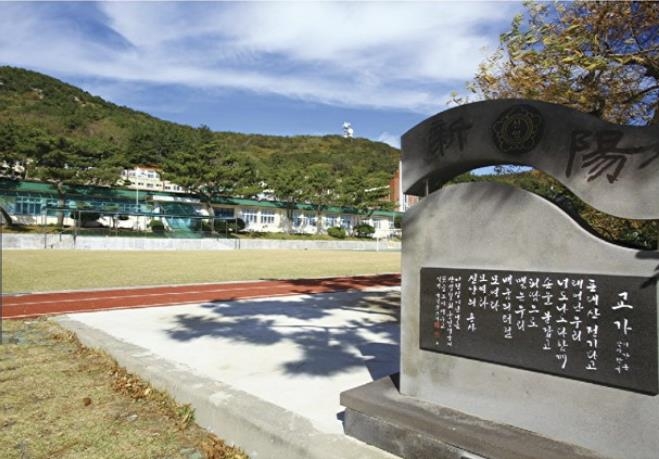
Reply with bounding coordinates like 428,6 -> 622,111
292,211 -> 303,227
260,209 -> 275,225
241,208 -> 258,225
214,207 -> 234,218
306,213 -> 316,227
373,218 -> 390,230
292,211 -> 315,227
325,214 -> 339,228
15,196 -> 44,215
341,217 -> 352,229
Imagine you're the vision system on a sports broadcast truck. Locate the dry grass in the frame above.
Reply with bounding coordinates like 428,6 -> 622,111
2,249 -> 400,293
0,318 -> 248,459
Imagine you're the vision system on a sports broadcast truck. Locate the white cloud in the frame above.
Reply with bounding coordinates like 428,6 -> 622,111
376,132 -> 401,149
0,2 -> 521,113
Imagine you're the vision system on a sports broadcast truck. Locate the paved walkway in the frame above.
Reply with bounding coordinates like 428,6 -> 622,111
56,288 -> 402,459
3,274 -> 401,318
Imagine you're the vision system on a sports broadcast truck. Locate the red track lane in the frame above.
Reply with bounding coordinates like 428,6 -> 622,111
2,274 -> 401,319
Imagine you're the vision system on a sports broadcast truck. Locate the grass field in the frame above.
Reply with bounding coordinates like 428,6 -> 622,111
0,318 -> 247,459
2,250 -> 400,293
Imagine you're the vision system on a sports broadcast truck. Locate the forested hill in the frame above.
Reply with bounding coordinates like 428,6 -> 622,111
0,66 -> 400,206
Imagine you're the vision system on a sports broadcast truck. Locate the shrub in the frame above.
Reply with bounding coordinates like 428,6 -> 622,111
246,231 -> 268,239
213,217 -> 246,233
71,207 -> 102,228
354,223 -> 375,238
70,203 -> 101,224
149,219 -> 165,233
327,226 -> 346,239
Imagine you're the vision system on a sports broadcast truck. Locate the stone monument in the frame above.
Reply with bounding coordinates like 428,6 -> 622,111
341,99 -> 659,459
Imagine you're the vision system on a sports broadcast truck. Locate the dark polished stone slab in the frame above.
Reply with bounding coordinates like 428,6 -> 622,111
420,267 -> 658,395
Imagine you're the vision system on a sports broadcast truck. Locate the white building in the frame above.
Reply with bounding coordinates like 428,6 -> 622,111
121,167 -> 187,193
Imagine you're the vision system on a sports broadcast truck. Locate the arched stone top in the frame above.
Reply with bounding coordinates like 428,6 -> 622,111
401,99 -> 659,219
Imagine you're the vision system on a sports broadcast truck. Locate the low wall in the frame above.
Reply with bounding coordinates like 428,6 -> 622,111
1,233 -> 401,251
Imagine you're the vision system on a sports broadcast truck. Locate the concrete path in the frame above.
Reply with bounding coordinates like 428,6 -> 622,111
56,288 -> 401,459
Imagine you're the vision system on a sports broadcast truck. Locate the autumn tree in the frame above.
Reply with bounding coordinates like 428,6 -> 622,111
457,1 -> 658,249
466,1 -> 659,125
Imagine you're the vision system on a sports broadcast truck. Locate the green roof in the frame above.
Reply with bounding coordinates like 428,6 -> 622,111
0,178 -> 402,217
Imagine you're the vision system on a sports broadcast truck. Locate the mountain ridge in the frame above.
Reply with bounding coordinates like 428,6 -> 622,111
0,66 -> 400,177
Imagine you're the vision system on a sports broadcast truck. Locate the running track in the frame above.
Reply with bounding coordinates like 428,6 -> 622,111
2,274 -> 401,319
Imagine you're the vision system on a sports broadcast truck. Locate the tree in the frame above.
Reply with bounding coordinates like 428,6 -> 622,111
28,136 -> 84,226
0,122 -> 29,178
466,1 -> 659,125
338,168 -> 395,216
164,141 -> 259,233
27,135 -> 122,226
299,164 -> 337,234
126,123 -> 190,165
267,159 -> 305,233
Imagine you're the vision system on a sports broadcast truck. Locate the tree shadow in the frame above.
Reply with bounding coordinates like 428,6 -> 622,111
165,290 -> 401,377
260,274 -> 401,297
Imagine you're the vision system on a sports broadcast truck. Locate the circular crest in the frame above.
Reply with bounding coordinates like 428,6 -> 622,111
491,105 -> 544,155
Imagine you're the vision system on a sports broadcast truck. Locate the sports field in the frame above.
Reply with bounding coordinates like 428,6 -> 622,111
2,250 -> 401,293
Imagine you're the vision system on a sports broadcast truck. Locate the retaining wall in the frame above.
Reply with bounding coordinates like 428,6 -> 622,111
1,233 -> 400,251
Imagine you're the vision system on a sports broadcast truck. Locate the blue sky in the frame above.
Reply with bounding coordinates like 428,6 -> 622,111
0,1 -> 523,148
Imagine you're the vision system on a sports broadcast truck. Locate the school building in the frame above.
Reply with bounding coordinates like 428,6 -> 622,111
0,178 -> 401,238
